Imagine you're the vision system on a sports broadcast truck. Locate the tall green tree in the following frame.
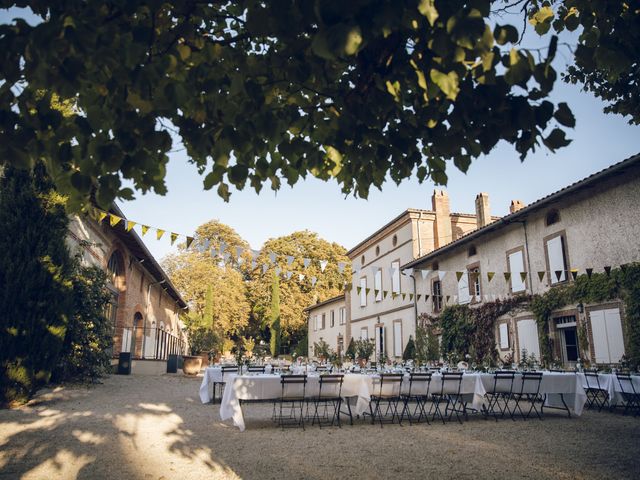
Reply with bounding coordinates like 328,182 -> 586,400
269,270 -> 281,357
0,163 -> 75,405
204,284 -> 214,329
2,1 -> 637,207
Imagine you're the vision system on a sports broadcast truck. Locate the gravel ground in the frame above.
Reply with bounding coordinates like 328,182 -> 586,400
1,374 -> 639,480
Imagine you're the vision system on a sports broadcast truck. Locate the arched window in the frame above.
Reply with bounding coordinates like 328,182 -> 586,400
107,250 -> 124,287
375,245 -> 380,256
545,209 -> 560,226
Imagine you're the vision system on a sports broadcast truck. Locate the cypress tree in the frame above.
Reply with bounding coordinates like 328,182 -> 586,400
402,335 -> 416,361
0,164 -> 75,405
204,284 -> 214,329
269,270 -> 281,357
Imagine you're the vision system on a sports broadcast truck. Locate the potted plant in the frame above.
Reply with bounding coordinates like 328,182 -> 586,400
183,314 -> 221,375
313,339 -> 332,362
354,339 -> 375,368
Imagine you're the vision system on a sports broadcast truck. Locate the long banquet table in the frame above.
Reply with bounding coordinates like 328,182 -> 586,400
203,371 -> 587,431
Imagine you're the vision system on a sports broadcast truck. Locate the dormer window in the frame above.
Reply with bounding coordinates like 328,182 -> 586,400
545,209 -> 560,226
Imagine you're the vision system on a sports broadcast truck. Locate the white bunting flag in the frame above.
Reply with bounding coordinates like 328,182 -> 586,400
338,262 -> 345,273
251,260 -> 257,270
236,246 -> 244,257
224,253 -> 231,263
286,255 -> 294,266
269,252 -> 277,264
388,267 -> 397,278
262,264 -> 268,274
402,268 -> 414,277
298,274 -> 305,282
320,260 -> 328,272
210,248 -> 217,258
311,276 -> 317,287
286,271 -> 293,280
275,266 -> 281,275
420,269 -> 431,280
219,241 -> 226,254
303,258 -> 311,269
438,271 -> 447,281
252,249 -> 260,258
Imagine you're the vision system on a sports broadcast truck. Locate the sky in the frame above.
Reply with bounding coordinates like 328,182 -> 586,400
2,7 -> 639,262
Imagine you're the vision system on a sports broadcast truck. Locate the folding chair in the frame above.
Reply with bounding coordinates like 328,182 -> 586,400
247,365 -> 266,373
310,374 -> 345,428
616,373 -> 640,417
431,372 -> 466,424
400,372 -> 432,425
483,370 -> 516,421
212,365 -> 238,404
583,371 -> 608,412
513,372 -> 543,420
367,374 -> 404,427
273,375 -> 308,430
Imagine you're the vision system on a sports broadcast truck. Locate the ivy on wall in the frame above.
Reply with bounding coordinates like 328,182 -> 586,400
423,263 -> 640,369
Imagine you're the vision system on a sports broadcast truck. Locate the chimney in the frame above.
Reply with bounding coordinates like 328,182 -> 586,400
432,189 -> 452,248
510,200 -> 525,214
475,192 -> 491,228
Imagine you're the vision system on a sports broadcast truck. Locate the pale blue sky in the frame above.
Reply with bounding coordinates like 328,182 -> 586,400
2,7 -> 639,261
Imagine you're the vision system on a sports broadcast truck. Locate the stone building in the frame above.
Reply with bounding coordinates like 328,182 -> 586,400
67,204 -> 188,373
306,295 -> 347,360
404,153 -> 640,367
344,191 -> 495,362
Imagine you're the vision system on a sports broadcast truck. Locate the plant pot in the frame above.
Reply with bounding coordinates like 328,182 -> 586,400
182,355 -> 203,375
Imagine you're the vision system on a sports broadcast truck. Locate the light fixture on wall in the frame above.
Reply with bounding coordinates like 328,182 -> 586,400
577,302 -> 584,314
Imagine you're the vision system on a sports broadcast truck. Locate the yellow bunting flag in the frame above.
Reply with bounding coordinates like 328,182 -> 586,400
141,225 -> 150,236
383,291 -> 389,299
570,269 -> 578,281
538,271 -> 545,282
156,229 -> 165,240
487,272 -> 495,282
392,293 -> 397,300
402,293 -> 406,301
374,289 -> 379,298
520,272 -> 527,283
186,236 -> 194,249
445,295 -> 450,304
604,266 -> 611,277
455,271 -> 464,282
424,294 -> 430,302
504,272 -> 511,281
126,220 -> 136,232
356,287 -> 362,295
365,288 -> 371,295
170,232 -> 179,245
109,214 -> 122,227
98,211 -> 108,223
416,294 -> 422,301
409,294 -> 414,301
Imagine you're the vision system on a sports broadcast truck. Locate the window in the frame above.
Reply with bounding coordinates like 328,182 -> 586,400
499,323 -> 509,349
458,271 -> 471,304
391,260 -> 401,294
470,266 -> 481,298
330,310 -> 335,328
374,268 -> 382,302
361,255 -> 365,265
545,209 -> 560,226
375,245 -> 380,256
313,315 -> 318,331
432,261 -> 439,271
507,248 -> 526,292
107,251 -> 124,286
517,319 -> 540,359
360,277 -> 367,307
321,313 -> 326,329
432,280 -> 442,312
339,307 -> 346,325
393,321 -> 403,357
360,327 -> 368,340
545,233 -> 568,284
468,245 -> 477,257
392,234 -> 398,246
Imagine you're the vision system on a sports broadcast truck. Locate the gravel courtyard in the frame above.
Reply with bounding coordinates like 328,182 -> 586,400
1,374 -> 639,480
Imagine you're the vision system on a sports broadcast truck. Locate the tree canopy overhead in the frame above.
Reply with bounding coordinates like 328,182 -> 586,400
1,1 -> 637,208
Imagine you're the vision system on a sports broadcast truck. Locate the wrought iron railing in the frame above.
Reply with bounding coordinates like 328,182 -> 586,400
120,326 -> 186,360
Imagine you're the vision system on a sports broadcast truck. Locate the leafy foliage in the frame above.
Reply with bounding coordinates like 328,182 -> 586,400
313,338 -> 332,359
269,270 -> 281,357
402,335 -> 416,361
3,0 -> 622,207
353,338 -> 375,360
345,337 -> 356,361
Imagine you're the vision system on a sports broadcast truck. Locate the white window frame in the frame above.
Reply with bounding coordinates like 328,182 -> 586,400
360,327 -> 368,340
360,277 -> 367,307
374,268 -> 382,302
546,234 -> 568,284
391,260 -> 401,294
508,249 -> 526,293
339,307 -> 346,325
393,321 -> 403,358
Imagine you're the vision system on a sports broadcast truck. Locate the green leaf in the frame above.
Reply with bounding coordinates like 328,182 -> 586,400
344,26 -> 363,56
386,80 -> 401,102
553,103 -> 575,128
430,69 -> 460,101
543,128 -> 572,151
177,44 -> 191,61
418,0 -> 439,26
494,25 -> 519,45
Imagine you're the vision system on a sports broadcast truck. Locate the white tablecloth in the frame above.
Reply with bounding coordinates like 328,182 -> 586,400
578,373 -> 640,407
199,366 -> 272,403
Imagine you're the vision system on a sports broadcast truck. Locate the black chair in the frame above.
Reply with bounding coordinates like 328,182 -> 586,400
431,372 -> 466,424
616,373 -> 640,416
368,374 -> 404,427
273,375 -> 308,429
483,371 -> 516,421
247,365 -> 266,373
400,372 -> 432,425
513,372 -> 544,420
212,365 -> 238,403
310,374 -> 345,428
583,371 -> 608,411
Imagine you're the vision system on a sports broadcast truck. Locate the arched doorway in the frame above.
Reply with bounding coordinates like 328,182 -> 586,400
106,250 -> 126,356
132,312 -> 144,358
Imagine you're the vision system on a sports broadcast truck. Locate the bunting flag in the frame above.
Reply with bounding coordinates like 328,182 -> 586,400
156,229 -> 165,240
438,271 -> 447,281
286,255 -> 294,266
586,268 -> 593,279
251,260 -> 257,270
570,269 -> 578,281
392,292 -> 398,300
185,236 -> 194,249
109,214 -> 122,227
402,268 -> 414,277
338,262 -> 345,273
445,295 -> 451,304
356,286 -> 362,295
303,258 -> 311,268
604,266 -> 611,277
320,260 -> 328,272
286,271 -> 293,280
409,293 -> 414,301
126,220 -> 136,232
269,252 -> 276,264
262,264 -> 268,274
237,257 -> 244,265
141,225 -> 150,236
455,271 -> 464,282
311,276 -> 317,287
503,272 -> 511,282
538,271 -> 546,282
383,291 -> 389,299
275,266 -> 282,276
424,294 -> 430,302
203,239 -> 210,250
344,283 -> 352,292
365,288 -> 371,295
236,246 -> 244,258
487,272 -> 495,282
402,293 -> 406,301
219,241 -> 226,254
388,267 -> 397,278
210,248 -> 217,258
416,294 -> 422,301
170,232 -> 178,245
374,289 -> 379,297
555,270 -> 563,282
98,211 -> 108,223
298,274 -> 305,282
520,272 -> 527,283
620,263 -> 628,272
421,269 -> 431,280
